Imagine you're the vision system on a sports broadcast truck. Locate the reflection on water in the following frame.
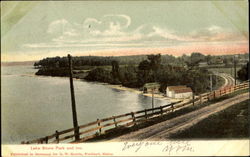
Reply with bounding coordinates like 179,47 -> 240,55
1,66 -> 169,143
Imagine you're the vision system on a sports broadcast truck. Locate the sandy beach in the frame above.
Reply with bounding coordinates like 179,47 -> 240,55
105,84 -> 186,103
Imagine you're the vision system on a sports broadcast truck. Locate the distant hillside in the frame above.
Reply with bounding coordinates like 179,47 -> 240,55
1,61 -> 36,66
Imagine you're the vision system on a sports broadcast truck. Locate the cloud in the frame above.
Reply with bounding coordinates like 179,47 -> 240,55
84,14 -> 132,37
84,18 -> 102,25
101,22 -> 124,36
147,26 -> 194,42
47,19 -> 70,34
22,42 -> 144,49
189,25 -> 246,42
63,29 -> 78,37
104,14 -> 131,28
207,25 -> 222,33
25,15 -> 247,51
190,25 -> 222,40
83,14 -> 131,29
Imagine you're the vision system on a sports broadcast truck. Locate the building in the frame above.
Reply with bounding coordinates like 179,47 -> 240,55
166,85 -> 193,99
198,62 -> 208,67
166,86 -> 186,97
143,82 -> 160,93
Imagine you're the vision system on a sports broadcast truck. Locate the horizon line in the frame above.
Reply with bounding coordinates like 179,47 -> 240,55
1,52 -> 248,63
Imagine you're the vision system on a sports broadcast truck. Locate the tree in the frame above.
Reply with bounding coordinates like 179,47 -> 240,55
34,62 -> 39,67
237,62 -> 249,81
120,65 -> 139,87
138,60 -> 150,71
111,60 -> 121,84
190,52 -> 205,66
111,60 -> 119,73
138,60 -> 151,86
147,54 -> 161,70
206,55 -> 212,65
223,57 -> 232,67
85,68 -> 112,83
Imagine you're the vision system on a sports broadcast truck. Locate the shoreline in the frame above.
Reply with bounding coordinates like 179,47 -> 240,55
105,84 -> 185,103
25,73 -> 186,103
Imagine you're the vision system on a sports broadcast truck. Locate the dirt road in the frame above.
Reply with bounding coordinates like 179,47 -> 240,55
216,73 -> 236,89
111,92 -> 249,141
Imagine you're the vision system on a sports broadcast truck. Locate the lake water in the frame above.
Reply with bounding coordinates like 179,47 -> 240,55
1,66 -> 168,144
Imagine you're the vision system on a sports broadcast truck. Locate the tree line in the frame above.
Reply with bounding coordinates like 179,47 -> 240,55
34,53 -> 249,68
85,54 -> 214,94
34,53 -> 249,94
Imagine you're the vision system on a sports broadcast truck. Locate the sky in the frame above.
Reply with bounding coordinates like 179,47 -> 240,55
1,0 -> 249,62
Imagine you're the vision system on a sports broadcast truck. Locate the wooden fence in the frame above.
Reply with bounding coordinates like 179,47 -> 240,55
22,81 -> 249,144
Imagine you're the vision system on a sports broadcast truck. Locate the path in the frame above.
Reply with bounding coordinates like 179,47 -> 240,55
215,73 -> 236,89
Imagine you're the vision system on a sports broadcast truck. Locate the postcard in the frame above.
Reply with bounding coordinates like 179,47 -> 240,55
1,0 -> 249,156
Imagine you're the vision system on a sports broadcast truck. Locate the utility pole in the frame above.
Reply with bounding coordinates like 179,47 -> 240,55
192,76 -> 196,106
152,88 -> 154,113
68,54 -> 80,141
230,55 -> 233,76
231,65 -> 233,76
234,55 -> 237,85
215,75 -> 217,86
210,74 -> 213,92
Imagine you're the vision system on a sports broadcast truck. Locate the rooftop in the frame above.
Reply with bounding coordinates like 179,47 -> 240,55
167,85 -> 187,91
167,85 -> 193,93
143,82 -> 160,89
174,87 -> 193,93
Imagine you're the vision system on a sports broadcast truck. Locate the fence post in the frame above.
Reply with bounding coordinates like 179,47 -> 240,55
144,109 -> 148,120
131,112 -> 136,125
55,130 -> 59,144
213,91 -> 216,99
45,136 -> 48,144
39,138 -> 43,144
192,93 -> 195,106
97,119 -> 101,134
160,106 -> 163,115
199,95 -> 202,104
113,116 -> 117,128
